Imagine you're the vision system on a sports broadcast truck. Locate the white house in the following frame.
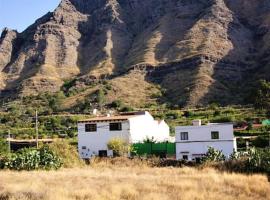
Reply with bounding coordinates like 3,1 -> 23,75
78,111 -> 170,158
175,120 -> 237,161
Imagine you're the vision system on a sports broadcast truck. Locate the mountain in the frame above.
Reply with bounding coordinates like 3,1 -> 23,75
1,0 -> 270,107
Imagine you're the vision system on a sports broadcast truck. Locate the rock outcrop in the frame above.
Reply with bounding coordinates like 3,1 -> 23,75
1,0 -> 270,106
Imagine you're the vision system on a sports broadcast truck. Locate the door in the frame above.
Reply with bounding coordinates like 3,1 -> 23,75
99,150 -> 108,157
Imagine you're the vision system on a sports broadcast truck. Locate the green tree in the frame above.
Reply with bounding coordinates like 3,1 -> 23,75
254,80 -> 270,110
97,89 -> 105,109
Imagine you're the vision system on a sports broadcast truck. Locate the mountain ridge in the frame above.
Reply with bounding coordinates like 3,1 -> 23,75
0,0 -> 270,107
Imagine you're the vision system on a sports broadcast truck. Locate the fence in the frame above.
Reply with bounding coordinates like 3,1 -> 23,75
133,142 -> 176,158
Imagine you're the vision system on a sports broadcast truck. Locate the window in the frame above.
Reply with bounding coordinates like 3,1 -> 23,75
99,150 -> 108,157
82,146 -> 86,150
109,123 -> 122,131
85,124 -> 97,132
211,131 -> 219,139
180,132 -> 188,140
183,155 -> 188,160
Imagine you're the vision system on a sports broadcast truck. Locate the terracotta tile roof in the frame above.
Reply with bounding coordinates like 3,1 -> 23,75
78,115 -> 140,123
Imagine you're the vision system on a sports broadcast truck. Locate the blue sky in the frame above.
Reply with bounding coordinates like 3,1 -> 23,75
0,0 -> 61,33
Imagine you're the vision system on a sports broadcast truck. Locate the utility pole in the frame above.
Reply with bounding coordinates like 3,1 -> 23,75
35,110 -> 39,148
269,130 -> 270,147
8,130 -> 11,153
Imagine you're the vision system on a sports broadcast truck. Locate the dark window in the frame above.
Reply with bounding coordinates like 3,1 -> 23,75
195,157 -> 202,164
109,123 -> 122,131
85,124 -> 97,132
180,132 -> 188,140
183,155 -> 188,160
82,146 -> 86,150
99,150 -> 108,157
211,131 -> 219,139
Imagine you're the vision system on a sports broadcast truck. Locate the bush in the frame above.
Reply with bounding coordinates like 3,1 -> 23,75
211,115 -> 235,123
0,146 -> 62,170
165,111 -> 180,119
110,100 -> 123,109
107,138 -> 133,157
0,139 -> 8,156
120,106 -> 134,112
202,147 -> 226,163
215,148 -> 270,174
183,111 -> 194,118
48,140 -> 85,168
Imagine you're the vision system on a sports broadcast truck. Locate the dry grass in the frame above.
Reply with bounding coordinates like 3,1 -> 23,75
0,160 -> 269,200
107,70 -> 160,107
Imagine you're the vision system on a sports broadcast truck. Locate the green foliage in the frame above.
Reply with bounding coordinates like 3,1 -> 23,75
48,92 -> 65,112
229,148 -> 270,174
120,106 -> 134,112
143,136 -> 157,143
48,140 -> 85,168
253,79 -> 270,110
110,100 -> 123,109
0,146 -> 62,170
202,147 -> 226,163
0,138 -> 8,156
97,89 -> 105,108
211,115 -> 235,123
107,138 -> 133,157
62,79 -> 76,93
183,111 -> 194,118
165,111 -> 180,119
245,148 -> 270,173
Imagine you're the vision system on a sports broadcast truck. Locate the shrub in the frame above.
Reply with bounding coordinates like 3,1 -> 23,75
245,148 -> 270,173
143,136 -> 156,143
97,89 -> 105,108
0,146 -> 62,170
216,148 -> 270,174
211,115 -> 235,123
183,111 -> 194,118
202,147 -> 226,163
110,100 -> 123,109
253,79 -> 270,110
107,138 -> 133,157
48,140 -> 85,168
120,106 -> 134,112
0,138 -> 8,156
165,111 -> 180,119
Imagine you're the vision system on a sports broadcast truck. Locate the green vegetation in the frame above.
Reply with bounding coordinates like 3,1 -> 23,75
202,147 -> 226,163
0,146 -> 62,170
107,138 -> 133,156
0,139 -> 8,156
253,79 -> 270,110
48,140 -> 85,168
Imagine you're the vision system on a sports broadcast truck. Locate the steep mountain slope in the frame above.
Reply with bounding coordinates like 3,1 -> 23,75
0,0 -> 270,107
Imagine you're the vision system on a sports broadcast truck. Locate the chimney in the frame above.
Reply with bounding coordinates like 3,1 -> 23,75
93,109 -> 98,115
192,119 -> 201,126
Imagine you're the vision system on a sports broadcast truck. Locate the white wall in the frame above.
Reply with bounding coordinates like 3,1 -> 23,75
129,112 -> 170,143
175,124 -> 237,160
78,121 -> 130,159
78,112 -> 170,159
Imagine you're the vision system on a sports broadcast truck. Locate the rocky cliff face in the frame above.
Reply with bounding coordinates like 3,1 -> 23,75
1,0 -> 270,106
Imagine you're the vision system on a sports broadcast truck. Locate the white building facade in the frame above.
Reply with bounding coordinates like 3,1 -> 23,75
78,111 -> 170,159
175,120 -> 237,161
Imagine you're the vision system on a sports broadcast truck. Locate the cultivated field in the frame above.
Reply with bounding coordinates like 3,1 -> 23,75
0,165 -> 269,200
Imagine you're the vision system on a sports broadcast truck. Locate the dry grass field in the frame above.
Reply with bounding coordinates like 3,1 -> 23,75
0,164 -> 269,200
